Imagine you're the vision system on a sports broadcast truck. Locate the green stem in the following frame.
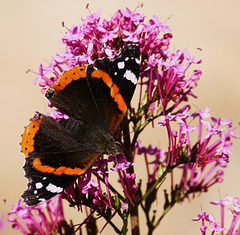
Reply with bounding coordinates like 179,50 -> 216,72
122,211 -> 128,235
131,109 -> 165,150
101,212 -> 122,234
153,188 -> 189,228
131,117 -> 153,150
153,202 -> 174,229
138,166 -> 171,205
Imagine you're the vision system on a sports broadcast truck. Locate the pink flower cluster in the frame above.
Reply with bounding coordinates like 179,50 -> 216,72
136,106 -> 239,204
6,196 -> 73,235
193,195 -> 240,234
62,154 -> 139,212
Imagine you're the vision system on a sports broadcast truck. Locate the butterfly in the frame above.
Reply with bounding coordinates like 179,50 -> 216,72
20,44 -> 140,206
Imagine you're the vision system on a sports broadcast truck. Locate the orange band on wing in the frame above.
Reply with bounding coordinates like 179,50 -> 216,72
33,153 -> 101,176
91,70 -> 127,113
21,115 -> 41,158
33,158 -> 84,175
52,65 -> 87,91
110,83 -> 119,98
114,93 -> 127,113
33,158 -> 55,173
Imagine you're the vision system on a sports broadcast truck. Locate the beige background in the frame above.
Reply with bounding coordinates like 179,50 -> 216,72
1,0 -> 240,234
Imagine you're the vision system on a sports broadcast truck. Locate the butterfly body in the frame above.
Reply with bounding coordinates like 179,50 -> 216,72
21,44 -> 140,205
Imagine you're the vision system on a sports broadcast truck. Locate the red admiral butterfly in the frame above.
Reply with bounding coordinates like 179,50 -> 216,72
21,44 -> 140,206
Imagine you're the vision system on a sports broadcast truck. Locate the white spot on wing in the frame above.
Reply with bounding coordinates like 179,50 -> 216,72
125,57 -> 129,61
34,190 -> 37,194
46,183 -> 63,193
117,61 -> 125,69
135,58 -> 140,64
39,198 -> 46,203
123,70 -> 137,85
36,182 -> 43,189
43,177 -> 46,180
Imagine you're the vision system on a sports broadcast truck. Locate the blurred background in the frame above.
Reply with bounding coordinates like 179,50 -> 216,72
0,0 -> 240,234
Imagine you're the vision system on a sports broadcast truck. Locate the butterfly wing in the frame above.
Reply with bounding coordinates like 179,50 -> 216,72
21,113 -> 102,205
87,43 -> 140,134
94,44 -> 140,107
46,44 -> 140,134
22,161 -> 78,205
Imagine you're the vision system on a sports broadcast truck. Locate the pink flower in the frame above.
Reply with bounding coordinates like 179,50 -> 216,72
194,195 -> 240,234
6,196 -> 73,234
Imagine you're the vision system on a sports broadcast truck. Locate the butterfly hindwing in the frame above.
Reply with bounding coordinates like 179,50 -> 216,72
22,159 -> 79,206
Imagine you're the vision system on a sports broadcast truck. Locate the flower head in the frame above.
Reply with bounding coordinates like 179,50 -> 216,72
6,196 -> 73,235
194,195 -> 240,234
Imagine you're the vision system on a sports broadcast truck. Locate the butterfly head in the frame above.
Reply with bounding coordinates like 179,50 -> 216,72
105,141 -> 123,156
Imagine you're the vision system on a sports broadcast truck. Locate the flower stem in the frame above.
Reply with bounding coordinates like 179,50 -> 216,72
129,204 -> 140,235
122,116 -> 140,235
139,166 -> 172,204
